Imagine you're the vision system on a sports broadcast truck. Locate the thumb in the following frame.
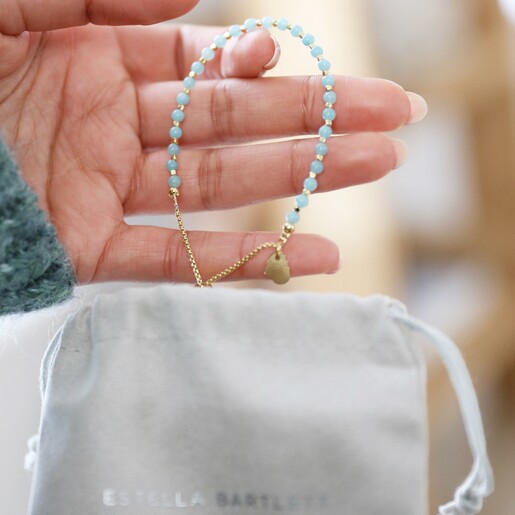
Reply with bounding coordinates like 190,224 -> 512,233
221,29 -> 281,79
0,0 -> 199,35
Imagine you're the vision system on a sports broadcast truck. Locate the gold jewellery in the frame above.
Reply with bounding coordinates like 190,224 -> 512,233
166,17 -> 336,287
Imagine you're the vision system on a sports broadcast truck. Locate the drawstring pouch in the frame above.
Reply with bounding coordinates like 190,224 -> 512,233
27,285 -> 493,515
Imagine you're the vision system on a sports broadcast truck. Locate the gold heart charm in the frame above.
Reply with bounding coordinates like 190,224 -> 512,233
265,251 -> 291,285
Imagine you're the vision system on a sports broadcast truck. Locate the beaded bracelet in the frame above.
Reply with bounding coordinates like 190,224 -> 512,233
167,17 -> 336,287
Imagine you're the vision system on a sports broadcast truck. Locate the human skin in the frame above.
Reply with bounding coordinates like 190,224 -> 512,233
0,0 -> 427,284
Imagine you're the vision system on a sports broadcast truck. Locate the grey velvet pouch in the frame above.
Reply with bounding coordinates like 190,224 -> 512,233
27,285 -> 493,515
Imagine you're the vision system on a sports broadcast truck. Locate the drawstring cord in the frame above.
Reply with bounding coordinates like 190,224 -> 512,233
391,307 -> 494,515
24,434 -> 39,472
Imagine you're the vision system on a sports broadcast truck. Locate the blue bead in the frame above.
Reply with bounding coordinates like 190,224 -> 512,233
324,91 -> 337,104
322,107 -> 336,121
261,16 -> 274,29
318,59 -> 331,71
168,175 -> 182,188
183,76 -> 196,89
286,211 -> 300,225
295,194 -> 310,208
319,125 -> 333,138
169,126 -> 183,139
168,143 -> 180,156
311,45 -> 323,57
277,18 -> 289,30
176,92 -> 190,106
315,142 -> 328,156
229,24 -> 243,37
172,109 -> 185,122
290,25 -> 303,37
214,34 -> 227,48
191,61 -> 205,75
310,160 -> 324,174
304,177 -> 318,192
244,18 -> 258,31
302,33 -> 315,46
201,47 -> 215,61
167,159 -> 178,171
322,75 -> 335,87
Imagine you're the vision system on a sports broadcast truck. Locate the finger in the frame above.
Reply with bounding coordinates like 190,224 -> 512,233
138,76 -> 418,149
90,226 -> 340,284
124,133 -> 404,214
0,0 -> 199,35
115,24 -> 278,83
221,29 -> 279,78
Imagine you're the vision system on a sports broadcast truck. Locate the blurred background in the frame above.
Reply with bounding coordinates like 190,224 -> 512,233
1,0 -> 514,513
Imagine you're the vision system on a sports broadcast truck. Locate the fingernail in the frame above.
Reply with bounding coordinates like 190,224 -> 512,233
392,138 -> 409,169
263,36 -> 281,71
328,253 -> 343,274
406,92 -> 428,124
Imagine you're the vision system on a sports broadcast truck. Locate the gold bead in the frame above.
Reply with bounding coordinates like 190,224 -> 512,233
320,137 -> 327,143
224,31 -> 231,39
287,23 -> 293,30
169,188 -> 179,198
326,85 -> 333,91
325,102 -> 332,108
179,105 -> 185,111
199,57 -> 207,65
256,20 -> 262,27
189,71 -> 196,78
183,88 -> 191,94
316,154 -> 325,161
282,223 -> 295,234
309,172 -> 317,178
209,43 -> 217,50
303,188 -> 312,196
272,20 -> 278,27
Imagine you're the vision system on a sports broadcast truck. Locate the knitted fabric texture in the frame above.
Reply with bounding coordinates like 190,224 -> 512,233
0,138 -> 76,315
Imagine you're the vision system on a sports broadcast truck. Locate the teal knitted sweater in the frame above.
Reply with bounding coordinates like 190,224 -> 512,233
0,138 -> 76,315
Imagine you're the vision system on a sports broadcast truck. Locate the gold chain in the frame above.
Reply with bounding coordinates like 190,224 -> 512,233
203,242 -> 278,287
171,190 -> 205,287
170,189 -> 292,287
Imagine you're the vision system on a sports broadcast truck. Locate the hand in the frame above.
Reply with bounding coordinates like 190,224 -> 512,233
0,0 -> 426,284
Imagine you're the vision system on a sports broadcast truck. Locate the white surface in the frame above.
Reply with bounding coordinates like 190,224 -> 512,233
498,0 -> 515,24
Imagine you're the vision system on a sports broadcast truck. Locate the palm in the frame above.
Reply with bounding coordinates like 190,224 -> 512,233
2,26 -> 144,282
